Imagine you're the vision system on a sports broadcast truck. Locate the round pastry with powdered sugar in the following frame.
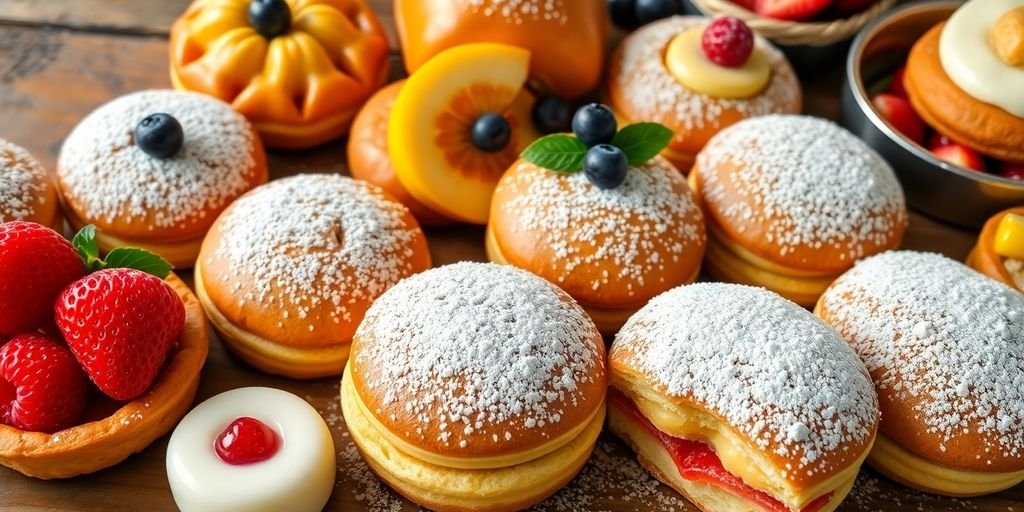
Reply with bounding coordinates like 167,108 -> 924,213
816,250 -> 1024,497
57,89 -> 268,268
341,262 -> 606,512
487,155 -> 706,336
609,282 -> 879,512
0,138 -> 59,230
195,174 -> 430,379
606,16 -> 801,172
692,114 -> 908,307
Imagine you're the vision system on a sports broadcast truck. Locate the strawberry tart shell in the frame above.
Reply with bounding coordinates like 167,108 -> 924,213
0,273 -> 208,479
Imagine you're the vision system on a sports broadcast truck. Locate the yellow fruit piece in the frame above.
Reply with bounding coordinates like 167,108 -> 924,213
990,7 -> 1024,67
389,43 -> 539,225
995,212 -> 1024,259
665,27 -> 771,99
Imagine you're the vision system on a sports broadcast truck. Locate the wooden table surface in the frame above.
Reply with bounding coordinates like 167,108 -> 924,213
0,1 -> 1018,511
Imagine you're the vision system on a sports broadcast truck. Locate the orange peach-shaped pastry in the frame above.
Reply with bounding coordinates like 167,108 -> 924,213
817,251 -> 1024,496
607,16 -> 801,172
348,80 -> 451,227
968,206 -> 1024,291
394,0 -> 606,100
905,0 -> 1024,163
0,138 -> 60,231
195,174 -> 430,379
610,283 -> 879,512
170,0 -> 389,148
342,262 -> 606,511
57,90 -> 268,269
389,43 -> 541,224
691,115 -> 908,307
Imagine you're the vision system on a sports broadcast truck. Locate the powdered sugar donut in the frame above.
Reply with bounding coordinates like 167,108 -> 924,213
816,251 -> 1024,497
610,282 -> 879,512
691,114 -> 908,307
0,139 -> 59,230
341,262 -> 607,512
195,174 -> 430,379
487,156 -> 706,336
57,89 -> 268,268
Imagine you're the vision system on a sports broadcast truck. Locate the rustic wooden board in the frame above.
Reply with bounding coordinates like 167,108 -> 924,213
0,1 -> 1017,511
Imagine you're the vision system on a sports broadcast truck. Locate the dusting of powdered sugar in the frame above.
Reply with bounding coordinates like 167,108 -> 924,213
207,174 -> 422,328
610,16 -> 798,136
457,0 -> 568,24
353,262 -> 602,449
58,89 -> 257,229
819,251 -> 1024,461
494,158 -> 703,295
697,115 -> 906,261
0,138 -> 47,221
611,283 -> 879,479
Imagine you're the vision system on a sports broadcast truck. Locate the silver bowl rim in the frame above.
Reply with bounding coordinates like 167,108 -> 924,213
845,0 -> 1024,189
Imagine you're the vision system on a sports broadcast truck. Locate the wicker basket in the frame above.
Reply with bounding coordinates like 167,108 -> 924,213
689,0 -> 898,46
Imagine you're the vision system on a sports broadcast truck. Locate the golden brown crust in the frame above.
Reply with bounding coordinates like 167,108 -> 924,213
906,23 -> 1024,164
966,206 -> 1024,291
0,139 -> 59,227
0,274 -> 208,479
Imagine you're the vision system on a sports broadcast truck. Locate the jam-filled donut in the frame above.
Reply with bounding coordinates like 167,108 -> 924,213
195,174 -> 430,379
487,156 -> 706,336
341,262 -> 607,512
816,251 -> 1024,496
166,387 -> 335,512
610,282 -> 879,512
691,115 -> 908,307
0,139 -> 59,230
57,90 -> 268,268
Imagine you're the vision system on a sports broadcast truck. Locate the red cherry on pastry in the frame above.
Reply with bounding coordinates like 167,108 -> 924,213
702,17 -> 755,67
215,417 -> 279,465
871,93 -> 925,145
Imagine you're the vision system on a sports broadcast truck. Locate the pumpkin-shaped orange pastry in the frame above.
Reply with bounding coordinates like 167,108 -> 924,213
170,0 -> 390,149
394,0 -> 607,100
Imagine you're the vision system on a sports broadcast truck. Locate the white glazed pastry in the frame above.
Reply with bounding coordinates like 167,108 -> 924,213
166,387 -> 335,512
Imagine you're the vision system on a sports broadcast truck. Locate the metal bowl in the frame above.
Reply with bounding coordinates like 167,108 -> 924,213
840,1 -> 1024,228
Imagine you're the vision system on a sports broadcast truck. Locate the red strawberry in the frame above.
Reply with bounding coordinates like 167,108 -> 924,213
0,333 -> 88,432
998,161 -> 1024,180
55,269 -> 184,401
932,143 -> 986,172
887,65 -> 908,98
871,94 -> 926,145
928,132 -> 955,150
0,222 -> 85,336
732,0 -> 756,9
755,0 -> 829,21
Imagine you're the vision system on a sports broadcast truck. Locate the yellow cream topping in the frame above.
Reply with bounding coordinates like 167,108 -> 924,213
995,213 -> 1024,259
666,27 -> 770,100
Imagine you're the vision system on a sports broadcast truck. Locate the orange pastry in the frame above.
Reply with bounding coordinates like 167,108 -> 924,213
0,138 -> 60,231
170,0 -> 390,148
905,0 -> 1024,163
195,174 -> 430,379
394,0 -> 607,100
967,206 -> 1024,291
57,90 -> 268,269
817,251 -> 1024,496
342,262 -> 606,511
610,282 -> 879,512
347,80 -> 451,227
607,16 -> 801,172
0,273 -> 208,479
691,115 -> 908,307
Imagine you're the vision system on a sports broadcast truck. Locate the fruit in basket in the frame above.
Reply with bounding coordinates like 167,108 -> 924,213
388,43 -> 540,224
0,333 -> 88,433
754,0 -> 830,21
931,142 -> 986,172
871,93 -> 925,145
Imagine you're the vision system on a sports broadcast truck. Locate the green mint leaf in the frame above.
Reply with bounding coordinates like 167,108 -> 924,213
102,247 -> 173,279
520,134 -> 588,172
611,123 -> 674,166
72,225 -> 103,272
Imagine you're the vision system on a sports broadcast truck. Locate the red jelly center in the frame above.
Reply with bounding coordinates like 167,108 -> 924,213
609,390 -> 833,512
215,417 -> 279,465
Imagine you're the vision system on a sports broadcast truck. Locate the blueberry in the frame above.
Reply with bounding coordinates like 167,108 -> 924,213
532,95 -> 573,134
135,113 -> 184,159
572,103 -> 617,148
608,0 -> 639,29
249,0 -> 292,39
470,113 -> 512,153
584,144 -> 628,190
635,0 -> 682,25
